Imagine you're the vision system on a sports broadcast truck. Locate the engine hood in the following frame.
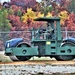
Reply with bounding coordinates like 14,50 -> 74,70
5,38 -> 23,48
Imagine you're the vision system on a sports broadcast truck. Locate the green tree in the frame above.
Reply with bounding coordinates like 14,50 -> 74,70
68,0 -> 75,13
8,7 -> 14,15
0,8 -> 11,31
0,8 -> 12,43
17,9 -> 22,17
40,1 -> 54,16
41,5 -> 54,16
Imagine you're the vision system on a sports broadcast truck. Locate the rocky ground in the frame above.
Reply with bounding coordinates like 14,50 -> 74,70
0,64 -> 75,75
0,60 -> 75,75
0,52 -> 75,75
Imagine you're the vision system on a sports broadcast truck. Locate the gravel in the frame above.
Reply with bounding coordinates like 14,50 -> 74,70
0,51 -> 75,75
0,64 -> 75,75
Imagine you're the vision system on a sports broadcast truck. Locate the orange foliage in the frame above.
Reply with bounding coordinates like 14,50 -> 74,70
58,10 -> 69,26
64,12 -> 75,31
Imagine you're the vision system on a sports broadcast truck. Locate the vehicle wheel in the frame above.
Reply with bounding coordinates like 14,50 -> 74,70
55,42 -> 75,61
16,56 -> 31,61
55,55 -> 74,61
9,56 -> 19,61
16,42 -> 31,61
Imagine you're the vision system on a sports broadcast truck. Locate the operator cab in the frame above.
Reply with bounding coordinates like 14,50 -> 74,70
32,17 -> 61,41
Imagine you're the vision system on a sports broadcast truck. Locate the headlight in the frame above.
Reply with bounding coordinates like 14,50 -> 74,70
7,42 -> 10,48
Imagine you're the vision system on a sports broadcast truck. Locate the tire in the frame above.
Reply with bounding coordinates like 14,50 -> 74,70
55,42 -> 75,61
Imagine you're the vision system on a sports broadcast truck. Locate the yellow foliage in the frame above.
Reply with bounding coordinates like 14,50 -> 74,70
58,10 -> 69,25
21,8 -> 45,23
46,12 -> 52,17
37,12 -> 44,18
22,8 -> 36,23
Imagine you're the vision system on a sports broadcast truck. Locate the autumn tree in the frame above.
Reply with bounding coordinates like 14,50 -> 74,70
39,0 -> 54,16
67,0 -> 75,13
50,0 -> 70,12
64,12 -> 75,31
21,8 -> 45,29
63,12 -> 75,37
58,10 -> 69,26
10,5 -> 25,16
10,0 -> 37,10
40,0 -> 70,16
8,15 -> 25,31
